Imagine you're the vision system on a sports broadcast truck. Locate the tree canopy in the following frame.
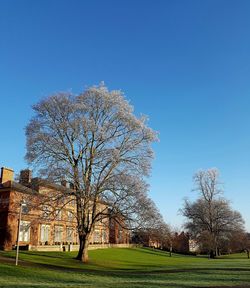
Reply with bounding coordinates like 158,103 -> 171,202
25,83 -> 157,262
182,168 -> 245,257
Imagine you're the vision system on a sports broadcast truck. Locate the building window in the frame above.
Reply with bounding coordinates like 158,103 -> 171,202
93,230 -> 101,243
42,205 -> 51,219
66,227 -> 74,242
54,225 -> 63,243
55,209 -> 62,220
19,221 -> 30,242
67,211 -> 74,221
118,227 -> 123,243
21,201 -> 29,214
102,230 -> 108,243
40,224 -> 50,243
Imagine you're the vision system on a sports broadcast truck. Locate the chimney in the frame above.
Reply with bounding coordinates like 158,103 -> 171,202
19,169 -> 32,186
31,177 -> 40,191
0,167 -> 14,184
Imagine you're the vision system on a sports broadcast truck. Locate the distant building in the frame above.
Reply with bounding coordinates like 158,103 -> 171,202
188,239 -> 199,253
172,232 -> 189,253
173,232 -> 199,254
0,167 -> 129,251
131,229 -> 164,249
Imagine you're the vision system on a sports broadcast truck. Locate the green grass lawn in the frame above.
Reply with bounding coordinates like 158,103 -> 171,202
0,248 -> 250,288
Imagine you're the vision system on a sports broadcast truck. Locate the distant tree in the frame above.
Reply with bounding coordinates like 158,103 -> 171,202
25,83 -> 157,262
245,233 -> 250,259
181,168 -> 244,258
224,230 -> 250,256
132,198 -> 171,251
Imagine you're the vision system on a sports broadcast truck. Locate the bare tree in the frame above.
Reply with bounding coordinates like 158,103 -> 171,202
223,230 -> 250,257
181,168 -> 245,258
132,197 -> 171,250
25,83 -> 157,262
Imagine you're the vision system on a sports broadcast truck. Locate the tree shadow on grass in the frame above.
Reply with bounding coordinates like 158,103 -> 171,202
18,251 -> 75,259
2,260 -> 250,288
15,259 -> 250,277
4,282 -> 250,288
2,253 -> 250,276
133,248 -> 171,257
2,253 -> 250,288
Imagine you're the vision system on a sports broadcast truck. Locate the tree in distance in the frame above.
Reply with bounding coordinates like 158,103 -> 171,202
132,197 -> 172,252
224,230 -> 250,258
25,83 -> 157,263
181,168 -> 245,258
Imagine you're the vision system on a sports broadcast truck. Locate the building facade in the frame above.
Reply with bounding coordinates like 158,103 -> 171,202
0,167 -> 129,251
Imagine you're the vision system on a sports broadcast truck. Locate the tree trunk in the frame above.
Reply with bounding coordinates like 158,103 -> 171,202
215,246 -> 219,257
169,244 -> 172,257
82,240 -> 89,263
209,250 -> 215,259
76,235 -> 90,263
76,236 -> 84,260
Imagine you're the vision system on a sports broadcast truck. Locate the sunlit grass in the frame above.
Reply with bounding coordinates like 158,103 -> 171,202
1,248 -> 250,287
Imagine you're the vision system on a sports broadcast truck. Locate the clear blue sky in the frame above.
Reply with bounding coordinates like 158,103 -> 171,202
1,0 -> 250,230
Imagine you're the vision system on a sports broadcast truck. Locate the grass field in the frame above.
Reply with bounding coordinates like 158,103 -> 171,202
0,248 -> 250,288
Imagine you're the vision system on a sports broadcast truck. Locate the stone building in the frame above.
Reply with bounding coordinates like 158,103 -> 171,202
0,167 -> 130,251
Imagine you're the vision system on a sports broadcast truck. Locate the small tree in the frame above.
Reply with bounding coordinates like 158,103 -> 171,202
25,83 -> 157,262
224,230 -> 250,256
182,168 -> 244,258
132,197 -> 171,250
